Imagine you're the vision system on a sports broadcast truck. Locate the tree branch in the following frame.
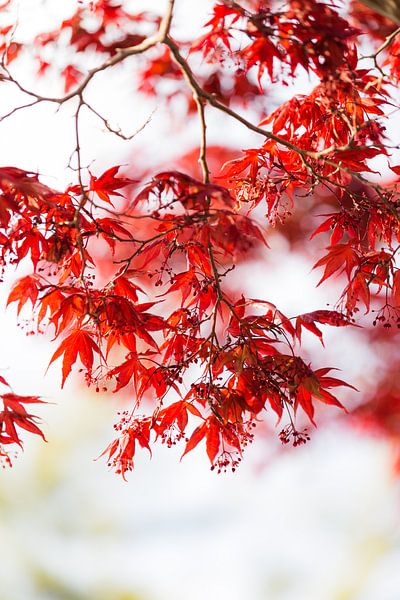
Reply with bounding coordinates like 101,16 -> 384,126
1,0 -> 176,105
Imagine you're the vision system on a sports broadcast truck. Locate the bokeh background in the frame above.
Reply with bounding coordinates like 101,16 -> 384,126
1,1 -> 400,599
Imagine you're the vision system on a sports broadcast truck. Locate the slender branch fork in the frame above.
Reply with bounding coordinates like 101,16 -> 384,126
369,26 -> 400,58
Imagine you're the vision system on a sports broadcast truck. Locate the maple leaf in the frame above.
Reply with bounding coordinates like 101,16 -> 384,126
295,310 -> 356,344
391,270 -> 400,307
61,64 -> 83,93
0,375 -> 9,387
108,353 -> 146,393
1,393 -> 47,447
48,330 -> 100,387
390,165 -> 400,176
7,275 -> 39,315
313,243 -> 359,286
90,166 -> 136,204
155,401 -> 202,444
243,37 -> 282,87
94,217 -> 134,253
191,3 -> 240,57
0,166 -> 55,200
295,372 -> 348,426
100,417 -> 152,479
181,422 -> 207,459
206,418 -> 221,465
345,272 -> 371,313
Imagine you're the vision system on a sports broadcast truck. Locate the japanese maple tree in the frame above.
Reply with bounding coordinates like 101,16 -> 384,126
0,0 -> 399,477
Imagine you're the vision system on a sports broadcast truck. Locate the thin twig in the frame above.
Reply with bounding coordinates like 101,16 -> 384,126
83,100 -> 156,141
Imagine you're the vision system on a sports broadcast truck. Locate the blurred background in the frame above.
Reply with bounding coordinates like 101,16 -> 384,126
0,1 -> 400,599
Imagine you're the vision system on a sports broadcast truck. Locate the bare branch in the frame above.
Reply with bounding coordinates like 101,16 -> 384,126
83,100 -> 155,141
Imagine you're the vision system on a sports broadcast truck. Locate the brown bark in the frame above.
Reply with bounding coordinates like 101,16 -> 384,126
359,0 -> 400,23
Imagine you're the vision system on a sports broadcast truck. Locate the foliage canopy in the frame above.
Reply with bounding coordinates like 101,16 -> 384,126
1,0 -> 400,477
